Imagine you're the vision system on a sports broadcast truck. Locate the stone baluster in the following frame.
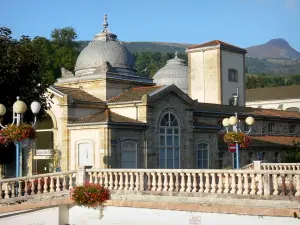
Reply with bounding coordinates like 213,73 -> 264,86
151,172 -> 156,191
157,172 -> 162,191
31,179 -> 36,195
25,180 -> 29,194
114,172 -> 119,190
272,174 -> 279,195
180,172 -> 185,192
223,173 -> 229,194
55,176 -> 60,192
237,173 -> 243,195
186,173 -> 192,192
288,174 -> 294,196
257,174 -> 263,195
199,173 -> 204,193
147,172 -> 151,191
68,174 -> 72,189
217,173 -> 223,194
175,173 -> 179,192
98,172 -> 103,186
4,182 -> 9,199
104,172 -> 109,189
211,173 -> 216,193
135,172 -> 140,191
204,173 -> 210,193
118,172 -> 124,190
18,181 -> 22,197
129,172 -> 134,190
50,177 -> 55,193
192,173 -> 198,192
169,172 -> 174,192
243,173 -> 249,195
0,182 -> 2,199
109,172 -> 114,190
139,172 -> 145,191
63,176 -> 67,191
230,173 -> 236,194
88,172 -> 93,183
295,174 -> 300,196
37,178 -> 42,194
124,172 -> 129,190
11,182 -> 15,198
163,172 -> 168,191
250,174 -> 256,195
280,174 -> 287,196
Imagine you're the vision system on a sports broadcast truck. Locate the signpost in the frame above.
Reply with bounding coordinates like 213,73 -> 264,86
228,143 -> 236,153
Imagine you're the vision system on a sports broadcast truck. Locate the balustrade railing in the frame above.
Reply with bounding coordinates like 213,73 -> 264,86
0,170 -> 76,200
261,163 -> 300,171
87,168 -> 300,197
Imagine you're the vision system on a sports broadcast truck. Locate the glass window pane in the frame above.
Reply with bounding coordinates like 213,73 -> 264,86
122,161 -> 136,168
160,136 -> 165,146
174,159 -> 179,169
167,148 -> 173,158
160,159 -> 165,168
160,129 -> 165,134
203,160 -> 208,169
123,151 -> 135,161
174,129 -> 179,134
203,150 -> 208,159
167,159 -> 173,169
160,118 -> 167,126
174,136 -> 179,146
173,119 -> 178,126
167,129 -> 173,134
175,148 -> 180,159
198,160 -> 203,169
36,132 -> 53,149
160,148 -> 165,159
167,136 -> 173,146
163,114 -> 169,123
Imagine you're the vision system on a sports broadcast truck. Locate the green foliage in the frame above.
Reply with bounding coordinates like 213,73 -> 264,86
246,74 -> 300,89
284,140 -> 300,163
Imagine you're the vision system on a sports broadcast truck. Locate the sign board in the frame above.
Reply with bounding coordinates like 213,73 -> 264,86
228,143 -> 236,153
36,149 -> 52,156
78,143 -> 93,166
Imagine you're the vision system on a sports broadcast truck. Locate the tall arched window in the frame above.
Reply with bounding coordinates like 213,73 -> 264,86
197,142 -> 209,169
121,141 -> 137,168
159,112 -> 180,169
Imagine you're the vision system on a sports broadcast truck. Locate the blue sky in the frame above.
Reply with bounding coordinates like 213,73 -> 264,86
1,0 -> 299,50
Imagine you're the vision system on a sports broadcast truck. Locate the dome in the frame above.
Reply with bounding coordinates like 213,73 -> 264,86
153,52 -> 188,94
75,14 -> 136,76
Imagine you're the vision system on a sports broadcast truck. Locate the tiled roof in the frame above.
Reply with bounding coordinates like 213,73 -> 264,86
246,85 -> 300,102
218,134 -> 300,148
107,86 -> 163,103
196,102 -> 300,119
69,109 -> 144,124
51,85 -> 104,103
187,40 -> 247,53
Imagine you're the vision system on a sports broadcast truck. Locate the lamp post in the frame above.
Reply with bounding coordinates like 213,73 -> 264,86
0,97 -> 41,178
222,113 -> 255,169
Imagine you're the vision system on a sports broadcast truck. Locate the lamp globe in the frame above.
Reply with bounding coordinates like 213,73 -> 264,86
30,101 -> 41,115
222,118 -> 230,127
13,97 -> 27,114
229,116 -> 238,126
0,104 -> 6,117
245,116 -> 255,126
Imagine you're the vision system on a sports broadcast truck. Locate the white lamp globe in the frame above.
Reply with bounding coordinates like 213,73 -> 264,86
229,116 -> 238,126
31,101 -> 41,114
13,97 -> 27,114
245,116 -> 255,126
0,104 -> 6,117
222,118 -> 230,127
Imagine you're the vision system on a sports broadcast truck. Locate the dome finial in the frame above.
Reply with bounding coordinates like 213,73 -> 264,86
102,13 -> 109,32
175,51 -> 178,58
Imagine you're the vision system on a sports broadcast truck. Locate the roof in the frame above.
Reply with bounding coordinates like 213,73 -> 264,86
69,109 -> 144,124
51,85 -> 104,103
196,102 -> 300,119
246,85 -> 300,102
107,86 -> 163,103
187,40 -> 247,54
219,134 -> 300,148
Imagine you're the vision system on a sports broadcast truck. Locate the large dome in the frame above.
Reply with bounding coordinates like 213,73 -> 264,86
153,52 -> 188,94
75,14 -> 136,76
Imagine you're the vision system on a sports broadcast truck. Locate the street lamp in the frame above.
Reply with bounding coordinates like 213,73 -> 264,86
0,97 -> 41,178
222,113 -> 255,169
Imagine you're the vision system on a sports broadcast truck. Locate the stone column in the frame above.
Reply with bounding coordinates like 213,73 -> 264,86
253,161 -> 261,171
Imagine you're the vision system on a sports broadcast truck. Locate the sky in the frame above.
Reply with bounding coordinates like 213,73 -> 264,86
1,0 -> 299,50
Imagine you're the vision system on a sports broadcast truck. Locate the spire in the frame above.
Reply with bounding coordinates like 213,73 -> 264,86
102,13 -> 109,32
175,51 -> 178,58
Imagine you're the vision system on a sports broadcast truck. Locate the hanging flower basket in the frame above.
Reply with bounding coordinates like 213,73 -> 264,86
70,183 -> 111,219
223,132 -> 251,148
0,123 -> 36,145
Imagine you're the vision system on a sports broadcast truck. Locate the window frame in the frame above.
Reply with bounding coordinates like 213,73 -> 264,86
121,140 -> 138,169
268,123 -> 275,133
159,112 -> 180,169
197,142 -> 209,169
289,124 -> 296,134
228,69 -> 238,82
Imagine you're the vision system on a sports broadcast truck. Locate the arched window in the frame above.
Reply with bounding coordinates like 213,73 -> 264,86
197,142 -> 209,169
159,112 -> 180,169
121,141 -> 137,168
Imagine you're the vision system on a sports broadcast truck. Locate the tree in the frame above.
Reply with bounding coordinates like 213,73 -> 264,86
284,140 -> 300,163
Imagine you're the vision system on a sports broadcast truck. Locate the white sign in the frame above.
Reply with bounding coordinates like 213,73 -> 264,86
36,149 -> 52,156
78,143 -> 93,166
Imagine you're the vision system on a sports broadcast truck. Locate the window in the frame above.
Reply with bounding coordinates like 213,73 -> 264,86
159,112 -> 180,169
121,141 -> 137,168
289,124 -> 296,134
247,152 -> 253,164
244,123 -> 250,132
218,151 -> 225,169
268,123 -> 275,133
229,98 -> 235,106
274,152 -> 280,163
228,69 -> 238,82
197,142 -> 209,169
257,152 -> 265,161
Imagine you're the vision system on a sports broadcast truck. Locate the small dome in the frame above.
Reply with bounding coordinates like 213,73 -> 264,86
153,52 -> 188,93
75,14 -> 136,76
